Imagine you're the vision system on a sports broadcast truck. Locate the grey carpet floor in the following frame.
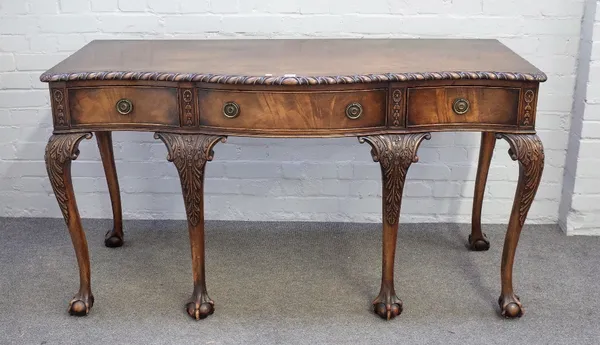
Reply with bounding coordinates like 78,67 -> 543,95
1,218 -> 600,345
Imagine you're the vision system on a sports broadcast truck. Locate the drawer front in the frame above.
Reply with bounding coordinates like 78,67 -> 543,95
198,89 -> 386,130
69,87 -> 179,127
406,87 -> 519,127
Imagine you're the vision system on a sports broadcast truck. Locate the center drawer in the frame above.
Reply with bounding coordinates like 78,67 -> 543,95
198,89 -> 386,130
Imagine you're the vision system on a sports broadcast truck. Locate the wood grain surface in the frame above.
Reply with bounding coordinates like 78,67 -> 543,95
69,86 -> 179,127
406,86 -> 520,127
41,39 -> 546,84
198,88 -> 386,130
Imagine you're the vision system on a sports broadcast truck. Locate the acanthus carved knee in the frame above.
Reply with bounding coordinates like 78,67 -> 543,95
154,133 -> 226,226
359,133 -> 431,225
45,133 -> 93,222
496,133 -> 545,225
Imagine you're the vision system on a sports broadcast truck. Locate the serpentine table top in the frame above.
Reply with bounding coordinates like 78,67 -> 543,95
41,39 -> 546,321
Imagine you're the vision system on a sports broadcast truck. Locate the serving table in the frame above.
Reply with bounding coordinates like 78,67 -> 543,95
41,39 -> 546,320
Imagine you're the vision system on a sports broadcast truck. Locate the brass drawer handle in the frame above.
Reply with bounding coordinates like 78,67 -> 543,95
346,102 -> 363,120
452,98 -> 470,115
116,98 -> 133,115
223,101 -> 240,118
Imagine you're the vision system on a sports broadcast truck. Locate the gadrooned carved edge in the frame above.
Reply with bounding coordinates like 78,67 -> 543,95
496,133 -> 545,226
40,70 -> 548,84
45,133 -> 93,222
359,133 -> 431,225
154,133 -> 226,227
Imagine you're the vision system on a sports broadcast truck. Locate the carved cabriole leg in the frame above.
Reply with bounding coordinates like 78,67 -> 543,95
496,133 -> 544,318
45,132 -> 94,316
155,133 -> 226,320
359,133 -> 431,320
469,132 -> 496,251
95,132 -> 124,248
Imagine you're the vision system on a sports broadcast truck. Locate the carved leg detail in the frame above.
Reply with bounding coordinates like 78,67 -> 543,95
359,133 -> 431,320
469,132 -> 496,251
45,133 -> 94,316
96,132 -> 124,248
155,133 -> 226,320
496,133 -> 544,318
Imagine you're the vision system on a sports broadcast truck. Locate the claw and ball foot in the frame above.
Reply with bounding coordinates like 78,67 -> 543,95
498,294 -> 523,318
186,293 -> 215,320
468,233 -> 490,251
104,228 -> 123,248
68,293 -> 95,316
373,290 -> 403,320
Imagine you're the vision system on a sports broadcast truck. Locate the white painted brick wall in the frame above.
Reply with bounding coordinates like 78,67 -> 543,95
0,0 -> 585,224
560,0 -> 600,235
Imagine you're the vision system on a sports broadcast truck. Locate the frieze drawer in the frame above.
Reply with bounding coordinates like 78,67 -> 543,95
69,87 -> 180,127
406,87 -> 520,128
198,89 -> 387,130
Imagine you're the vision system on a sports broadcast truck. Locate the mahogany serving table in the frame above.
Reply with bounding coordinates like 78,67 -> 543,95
41,39 -> 545,320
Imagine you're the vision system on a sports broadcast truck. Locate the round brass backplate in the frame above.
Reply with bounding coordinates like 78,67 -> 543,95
116,99 -> 133,115
223,101 -> 240,118
345,102 -> 363,120
452,98 -> 470,115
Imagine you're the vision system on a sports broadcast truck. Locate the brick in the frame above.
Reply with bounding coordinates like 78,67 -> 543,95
29,35 -> 60,53
180,0 -> 210,13
404,181 -> 434,197
147,0 -> 181,13
299,1 -> 330,14
0,72 -> 32,89
118,0 -> 147,12
571,195 -> 600,211
221,15 -> 284,33
59,0 -> 90,13
38,15 -> 99,33
0,91 -> 47,108
163,15 -> 222,33
27,0 -> 59,14
581,121 -> 600,138
57,35 -> 88,52
0,16 -> 37,35
331,0 -> 389,15
577,140 -> 600,159
91,0 -> 119,12
210,0 -> 239,13
349,180 -> 380,197
225,161 -> 281,178
98,14 -> 162,33
0,36 -> 29,53
14,53 -> 70,71
432,182 -> 464,198
1,1 -> 28,14
0,54 -> 16,72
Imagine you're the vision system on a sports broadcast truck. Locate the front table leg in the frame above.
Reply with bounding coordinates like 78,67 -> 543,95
155,133 -> 226,320
496,133 -> 544,318
359,133 -> 431,320
45,132 -> 94,316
